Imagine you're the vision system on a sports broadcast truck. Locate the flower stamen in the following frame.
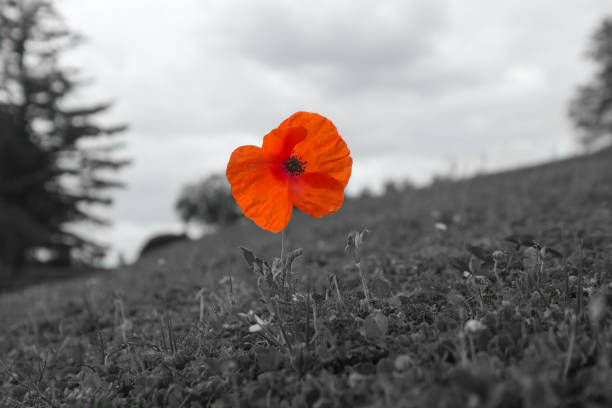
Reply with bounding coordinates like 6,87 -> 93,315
284,155 -> 306,176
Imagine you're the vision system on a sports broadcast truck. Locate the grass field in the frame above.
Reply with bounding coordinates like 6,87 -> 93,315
1,147 -> 612,407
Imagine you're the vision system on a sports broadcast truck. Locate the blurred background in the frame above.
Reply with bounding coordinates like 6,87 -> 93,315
1,0 -> 611,284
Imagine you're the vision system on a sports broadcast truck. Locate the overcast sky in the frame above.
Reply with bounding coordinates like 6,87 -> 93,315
58,0 -> 610,264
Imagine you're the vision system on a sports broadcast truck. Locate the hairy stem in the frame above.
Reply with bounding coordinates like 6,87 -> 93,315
357,261 -> 372,311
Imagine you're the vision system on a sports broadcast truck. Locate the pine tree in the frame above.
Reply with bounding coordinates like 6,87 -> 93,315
569,17 -> 612,148
0,0 -> 129,276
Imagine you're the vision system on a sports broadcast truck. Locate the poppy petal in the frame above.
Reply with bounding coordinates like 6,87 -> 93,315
226,146 -> 292,233
280,112 -> 352,187
289,172 -> 345,218
262,126 -> 307,161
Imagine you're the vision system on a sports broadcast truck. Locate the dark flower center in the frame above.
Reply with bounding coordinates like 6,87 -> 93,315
284,155 -> 306,176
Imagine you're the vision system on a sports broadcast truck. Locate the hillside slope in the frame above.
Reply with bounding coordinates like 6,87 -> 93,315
1,147 -> 612,407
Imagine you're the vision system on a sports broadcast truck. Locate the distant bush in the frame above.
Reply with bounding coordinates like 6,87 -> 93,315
175,174 -> 241,228
383,179 -> 416,196
139,233 -> 189,259
358,186 -> 373,199
383,180 -> 402,196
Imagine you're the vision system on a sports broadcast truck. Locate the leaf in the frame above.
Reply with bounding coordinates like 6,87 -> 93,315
446,291 -> 466,309
449,256 -> 470,273
370,278 -> 391,299
542,246 -> 563,259
285,248 -> 304,273
240,247 -> 269,276
81,370 -> 103,391
468,255 -> 482,275
376,358 -> 395,375
253,314 -> 267,327
355,228 -> 370,248
271,257 -> 283,280
364,311 -> 388,340
345,231 -> 357,252
387,295 -> 402,308
466,244 -> 493,263
504,233 -> 536,247
253,346 -> 283,372
239,246 -> 255,267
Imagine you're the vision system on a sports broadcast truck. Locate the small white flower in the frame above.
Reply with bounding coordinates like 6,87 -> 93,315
464,319 -> 486,334
249,324 -> 263,333
435,222 -> 448,231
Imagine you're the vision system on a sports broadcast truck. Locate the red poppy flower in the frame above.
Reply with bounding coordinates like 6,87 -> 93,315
226,112 -> 352,232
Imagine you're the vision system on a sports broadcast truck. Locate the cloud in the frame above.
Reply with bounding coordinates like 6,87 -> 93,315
225,2 -> 441,67
207,1 -> 448,92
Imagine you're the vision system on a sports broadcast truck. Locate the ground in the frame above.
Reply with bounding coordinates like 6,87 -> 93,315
1,147 -> 612,407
